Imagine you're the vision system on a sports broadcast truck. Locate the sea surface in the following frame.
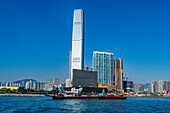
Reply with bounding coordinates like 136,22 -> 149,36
0,96 -> 170,113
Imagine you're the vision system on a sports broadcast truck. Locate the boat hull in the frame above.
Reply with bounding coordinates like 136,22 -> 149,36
52,96 -> 127,100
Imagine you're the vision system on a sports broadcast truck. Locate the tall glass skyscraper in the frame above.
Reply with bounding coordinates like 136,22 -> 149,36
71,9 -> 84,79
93,51 -> 114,85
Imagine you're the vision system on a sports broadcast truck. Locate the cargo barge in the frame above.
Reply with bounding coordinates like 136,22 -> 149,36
52,95 -> 127,100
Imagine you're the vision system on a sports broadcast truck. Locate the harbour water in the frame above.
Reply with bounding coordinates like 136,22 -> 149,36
0,97 -> 170,113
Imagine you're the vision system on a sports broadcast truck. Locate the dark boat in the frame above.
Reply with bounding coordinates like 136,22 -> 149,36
52,95 -> 127,100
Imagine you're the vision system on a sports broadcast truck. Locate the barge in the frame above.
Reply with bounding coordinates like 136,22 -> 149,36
52,95 -> 127,100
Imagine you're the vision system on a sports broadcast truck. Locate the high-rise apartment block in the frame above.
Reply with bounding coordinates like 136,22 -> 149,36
148,83 -> 154,93
93,51 -> 114,85
114,58 -> 123,90
53,78 -> 59,87
71,9 -> 84,80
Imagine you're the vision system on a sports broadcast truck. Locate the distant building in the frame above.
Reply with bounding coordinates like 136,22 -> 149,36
164,81 -> 169,92
93,51 -> 114,85
66,79 -> 72,87
123,81 -> 133,93
154,80 -> 159,93
39,82 -> 45,90
148,83 -> 154,93
133,84 -> 140,93
154,80 -> 164,94
53,78 -> 59,87
139,85 -> 144,92
114,58 -> 123,90
44,80 -> 53,91
133,84 -> 144,93
72,69 -> 97,87
71,9 -> 84,79
158,80 -> 164,94
25,81 -> 30,89
33,81 -> 37,90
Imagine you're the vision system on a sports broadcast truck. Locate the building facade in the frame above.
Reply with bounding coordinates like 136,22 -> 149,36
53,78 -> 59,87
123,81 -> 133,93
114,58 -> 123,90
148,83 -> 154,93
72,69 -> 97,87
71,9 -> 84,79
93,51 -> 114,85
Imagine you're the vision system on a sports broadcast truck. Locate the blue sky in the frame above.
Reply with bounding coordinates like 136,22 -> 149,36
0,0 -> 170,83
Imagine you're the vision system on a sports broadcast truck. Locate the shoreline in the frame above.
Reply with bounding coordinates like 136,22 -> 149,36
0,94 -> 170,97
0,94 -> 44,97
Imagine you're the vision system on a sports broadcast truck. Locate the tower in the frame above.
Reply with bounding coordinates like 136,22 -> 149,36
93,51 -> 114,85
71,9 -> 84,79
114,58 -> 123,90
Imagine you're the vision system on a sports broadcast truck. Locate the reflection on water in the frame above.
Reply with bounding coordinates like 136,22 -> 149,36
62,100 -> 87,112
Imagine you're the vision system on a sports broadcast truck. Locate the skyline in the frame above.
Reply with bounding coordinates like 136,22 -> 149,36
0,0 -> 170,83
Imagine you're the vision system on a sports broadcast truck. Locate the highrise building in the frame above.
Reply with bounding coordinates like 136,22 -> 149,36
93,51 -> 114,85
25,81 -> 30,89
114,58 -> 123,90
164,81 -> 169,91
154,80 -> 164,94
53,78 -> 59,87
71,9 -> 84,79
148,83 -> 154,93
33,81 -> 37,90
154,80 -> 159,93
158,80 -> 164,94
68,51 -> 72,79
133,84 -> 140,93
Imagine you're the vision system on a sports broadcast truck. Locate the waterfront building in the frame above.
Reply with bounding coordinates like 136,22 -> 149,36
68,51 -> 72,79
44,80 -> 53,91
33,81 -> 37,90
154,80 -> 159,93
139,85 -> 144,92
53,78 -> 59,87
25,81 -> 30,89
39,82 -> 45,90
72,69 -> 97,87
114,58 -> 123,90
133,84 -> 144,93
123,81 -> 133,93
71,9 -> 84,80
93,51 -> 114,85
164,81 -> 169,92
154,80 -> 164,94
133,84 -> 140,93
66,79 -> 72,87
158,80 -> 164,94
148,83 -> 154,93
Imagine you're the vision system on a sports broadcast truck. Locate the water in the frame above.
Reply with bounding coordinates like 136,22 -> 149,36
0,97 -> 170,113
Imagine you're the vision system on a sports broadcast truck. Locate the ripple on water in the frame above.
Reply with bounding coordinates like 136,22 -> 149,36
0,97 -> 169,113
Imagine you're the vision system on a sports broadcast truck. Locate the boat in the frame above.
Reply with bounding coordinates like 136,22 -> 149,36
52,95 -> 127,100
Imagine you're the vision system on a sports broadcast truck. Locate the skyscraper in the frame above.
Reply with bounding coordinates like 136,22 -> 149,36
114,58 -> 123,90
93,51 -> 114,85
71,9 -> 84,79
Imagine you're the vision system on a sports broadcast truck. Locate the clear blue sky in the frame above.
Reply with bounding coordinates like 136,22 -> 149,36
0,0 -> 170,83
